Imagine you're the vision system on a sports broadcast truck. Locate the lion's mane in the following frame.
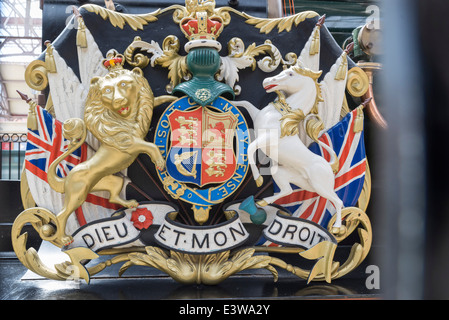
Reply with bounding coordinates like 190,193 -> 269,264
84,68 -> 154,151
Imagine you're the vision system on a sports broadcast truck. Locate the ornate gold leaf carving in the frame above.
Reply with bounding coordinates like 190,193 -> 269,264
357,161 -> 371,213
11,207 -> 98,283
243,40 -> 279,71
346,66 -> 369,97
325,207 -> 372,279
24,60 -> 48,91
119,247 -> 277,285
81,4 -> 160,30
155,36 -> 189,89
124,36 -> 151,68
162,175 -> 187,199
217,38 -> 296,93
261,207 -> 372,283
241,10 -> 319,34
125,36 -> 189,90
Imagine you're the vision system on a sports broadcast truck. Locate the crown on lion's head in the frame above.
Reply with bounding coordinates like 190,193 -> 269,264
84,50 -> 154,151
101,50 -> 126,71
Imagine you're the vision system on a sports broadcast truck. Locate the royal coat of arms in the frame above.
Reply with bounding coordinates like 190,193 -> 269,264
13,0 -> 375,285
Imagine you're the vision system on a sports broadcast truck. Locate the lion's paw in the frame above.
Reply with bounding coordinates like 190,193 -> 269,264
125,200 -> 139,209
156,159 -> 166,171
62,235 -> 74,247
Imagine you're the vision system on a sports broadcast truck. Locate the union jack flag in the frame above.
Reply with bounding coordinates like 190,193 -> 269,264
275,107 -> 366,227
25,106 -> 86,180
25,106 -> 121,228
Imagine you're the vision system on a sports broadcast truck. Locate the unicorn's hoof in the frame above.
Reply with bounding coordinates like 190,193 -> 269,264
256,199 -> 268,207
331,225 -> 347,237
255,176 -> 263,187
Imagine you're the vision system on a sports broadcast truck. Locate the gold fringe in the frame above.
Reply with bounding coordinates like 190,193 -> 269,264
44,42 -> 57,73
309,26 -> 320,55
353,106 -> 364,133
341,95 -> 350,119
44,93 -> 55,118
334,52 -> 347,81
76,17 -> 88,48
26,100 -> 38,131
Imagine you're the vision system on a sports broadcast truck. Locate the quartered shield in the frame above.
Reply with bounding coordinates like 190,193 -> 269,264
166,106 -> 238,186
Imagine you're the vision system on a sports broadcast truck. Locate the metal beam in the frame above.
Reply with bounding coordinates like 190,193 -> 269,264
0,0 -> 42,117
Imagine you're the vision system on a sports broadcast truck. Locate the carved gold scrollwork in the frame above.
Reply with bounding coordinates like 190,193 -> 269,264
358,161 -> 372,213
255,206 -> 372,283
346,66 -> 370,97
24,60 -> 48,91
119,247 -> 278,285
269,241 -> 339,283
156,36 -> 190,89
125,36 -> 189,91
324,207 -> 372,279
81,4 -> 160,31
243,40 -> 282,72
215,38 -> 297,94
124,36 -> 151,68
11,207 -> 98,283
171,5 -> 189,24
241,10 -> 319,34
267,207 -> 371,283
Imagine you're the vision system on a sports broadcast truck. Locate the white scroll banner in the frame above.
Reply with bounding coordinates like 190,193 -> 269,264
65,202 -> 178,252
67,212 -> 140,252
263,213 -> 337,250
155,214 -> 249,254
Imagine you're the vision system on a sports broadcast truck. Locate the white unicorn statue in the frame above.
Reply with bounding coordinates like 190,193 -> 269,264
234,18 -> 352,235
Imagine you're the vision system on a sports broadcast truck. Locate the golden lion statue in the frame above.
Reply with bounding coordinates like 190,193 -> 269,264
47,52 -> 175,246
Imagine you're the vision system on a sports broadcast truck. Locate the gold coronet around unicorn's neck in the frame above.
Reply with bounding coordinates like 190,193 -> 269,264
273,90 -> 291,116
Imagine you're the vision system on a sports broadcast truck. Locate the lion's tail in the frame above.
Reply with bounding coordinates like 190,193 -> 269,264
47,118 -> 87,193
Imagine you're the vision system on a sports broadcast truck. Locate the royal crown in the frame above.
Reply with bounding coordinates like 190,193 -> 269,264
101,50 -> 125,70
180,11 -> 224,52
181,12 -> 223,41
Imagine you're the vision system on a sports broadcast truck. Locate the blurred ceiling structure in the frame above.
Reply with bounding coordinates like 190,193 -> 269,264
0,0 -> 42,133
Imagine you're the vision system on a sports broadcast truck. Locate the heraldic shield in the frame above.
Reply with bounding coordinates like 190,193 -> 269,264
11,0 -> 377,286
166,105 -> 238,186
